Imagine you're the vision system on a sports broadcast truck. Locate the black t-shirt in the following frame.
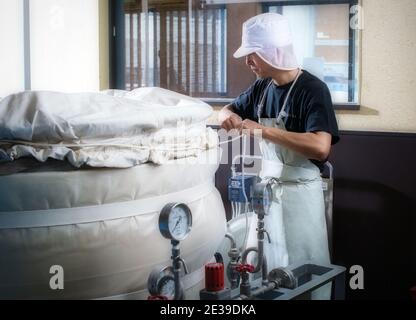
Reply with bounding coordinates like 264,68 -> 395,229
231,70 -> 339,171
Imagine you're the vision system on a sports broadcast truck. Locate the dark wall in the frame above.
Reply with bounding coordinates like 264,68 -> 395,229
213,128 -> 416,300
328,131 -> 416,300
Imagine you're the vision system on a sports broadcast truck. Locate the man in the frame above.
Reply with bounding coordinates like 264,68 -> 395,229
219,13 -> 339,299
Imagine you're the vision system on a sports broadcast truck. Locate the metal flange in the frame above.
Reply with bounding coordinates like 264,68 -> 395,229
268,267 -> 298,289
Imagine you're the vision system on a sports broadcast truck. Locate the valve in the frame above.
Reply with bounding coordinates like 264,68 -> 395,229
205,263 -> 225,292
235,263 -> 255,274
235,263 -> 255,297
147,295 -> 169,300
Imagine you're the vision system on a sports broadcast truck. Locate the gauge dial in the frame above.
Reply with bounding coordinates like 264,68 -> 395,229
263,184 -> 272,213
252,182 -> 273,215
147,266 -> 176,300
159,203 -> 192,241
168,205 -> 189,240
159,276 -> 175,297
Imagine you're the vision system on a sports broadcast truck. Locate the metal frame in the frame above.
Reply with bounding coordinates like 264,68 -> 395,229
348,0 -> 358,103
229,262 -> 346,300
263,0 -> 360,109
109,0 -> 126,89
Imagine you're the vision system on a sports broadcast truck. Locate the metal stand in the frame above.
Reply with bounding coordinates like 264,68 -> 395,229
230,261 -> 346,300
171,240 -> 188,300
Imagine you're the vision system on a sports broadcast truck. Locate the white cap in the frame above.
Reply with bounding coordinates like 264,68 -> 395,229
233,13 -> 299,71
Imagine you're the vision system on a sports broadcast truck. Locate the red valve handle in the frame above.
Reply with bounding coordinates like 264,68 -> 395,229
234,263 -> 255,274
147,295 -> 169,300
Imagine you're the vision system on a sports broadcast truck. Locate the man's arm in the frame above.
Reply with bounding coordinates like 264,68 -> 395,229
241,119 -> 332,161
218,104 -> 243,131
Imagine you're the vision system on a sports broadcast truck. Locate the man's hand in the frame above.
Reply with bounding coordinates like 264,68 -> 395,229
220,113 -> 243,131
241,119 -> 264,135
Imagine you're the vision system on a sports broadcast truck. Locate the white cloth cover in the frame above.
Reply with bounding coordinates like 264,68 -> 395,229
0,148 -> 226,299
0,88 -> 217,168
233,13 -> 299,70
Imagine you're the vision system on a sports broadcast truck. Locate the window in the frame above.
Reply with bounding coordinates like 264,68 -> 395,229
111,0 -> 360,108
0,0 -> 25,97
263,0 -> 360,105
0,0 -> 101,97
119,0 -> 227,97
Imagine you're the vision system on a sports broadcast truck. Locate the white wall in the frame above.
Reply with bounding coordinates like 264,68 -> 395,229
30,0 -> 100,92
337,0 -> 416,133
0,0 -> 25,97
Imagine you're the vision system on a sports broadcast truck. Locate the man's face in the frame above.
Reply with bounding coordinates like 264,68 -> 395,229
245,53 -> 272,78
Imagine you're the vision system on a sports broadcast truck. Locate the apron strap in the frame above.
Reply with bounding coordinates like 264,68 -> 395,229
280,164 -> 321,183
261,160 -> 320,183
276,68 -> 302,125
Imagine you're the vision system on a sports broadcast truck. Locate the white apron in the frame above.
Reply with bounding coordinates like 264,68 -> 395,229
246,70 -> 331,299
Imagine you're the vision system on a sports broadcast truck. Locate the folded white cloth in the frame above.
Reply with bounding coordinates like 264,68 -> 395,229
0,87 -> 217,167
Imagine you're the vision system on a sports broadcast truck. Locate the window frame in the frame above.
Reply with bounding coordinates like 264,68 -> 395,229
262,0 -> 360,110
109,0 -> 360,110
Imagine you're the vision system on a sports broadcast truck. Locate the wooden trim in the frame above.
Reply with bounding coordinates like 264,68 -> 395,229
202,98 -> 360,111
338,130 -> 416,138
333,104 -> 360,110
159,10 -> 167,88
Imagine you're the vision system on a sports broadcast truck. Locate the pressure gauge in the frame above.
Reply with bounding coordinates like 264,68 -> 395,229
252,182 -> 273,215
159,203 -> 192,241
147,266 -> 176,300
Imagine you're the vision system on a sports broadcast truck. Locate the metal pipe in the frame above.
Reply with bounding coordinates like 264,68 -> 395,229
241,247 -> 268,284
225,232 -> 240,289
239,269 -> 251,297
178,257 -> 189,275
171,240 -> 183,300
241,215 -> 267,275
261,253 -> 268,285
251,281 -> 278,297
237,281 -> 278,300
225,232 -> 237,249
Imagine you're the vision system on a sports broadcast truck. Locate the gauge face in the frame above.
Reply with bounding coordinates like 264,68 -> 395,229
168,205 -> 190,240
148,266 -> 176,300
158,276 -> 175,298
263,184 -> 272,214
252,182 -> 273,215
159,203 -> 192,241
